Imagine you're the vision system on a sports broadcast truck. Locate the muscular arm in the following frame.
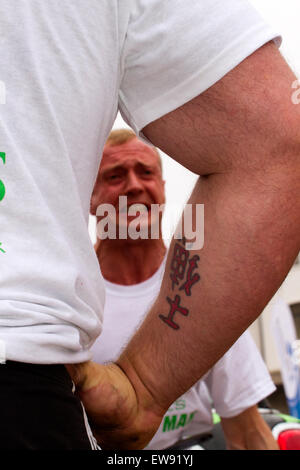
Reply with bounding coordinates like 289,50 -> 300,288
118,41 -> 300,408
68,42 -> 300,449
221,406 -> 279,450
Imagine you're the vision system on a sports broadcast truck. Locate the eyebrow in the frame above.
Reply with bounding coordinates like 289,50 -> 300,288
101,162 -> 157,175
101,164 -> 125,174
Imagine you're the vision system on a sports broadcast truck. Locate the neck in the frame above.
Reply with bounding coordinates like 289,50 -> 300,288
95,237 -> 166,285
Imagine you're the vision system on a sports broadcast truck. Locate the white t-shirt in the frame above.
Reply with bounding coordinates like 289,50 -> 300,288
91,262 -> 275,450
0,0 -> 280,363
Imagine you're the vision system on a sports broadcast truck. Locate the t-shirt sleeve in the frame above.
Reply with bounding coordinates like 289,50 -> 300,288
205,330 -> 276,418
119,0 -> 281,136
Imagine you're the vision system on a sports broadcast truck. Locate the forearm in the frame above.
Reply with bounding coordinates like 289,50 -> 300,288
221,406 -> 279,450
68,43 -> 300,450
117,164 -> 300,411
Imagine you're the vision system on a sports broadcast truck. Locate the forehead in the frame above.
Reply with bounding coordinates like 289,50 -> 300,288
100,138 -> 160,170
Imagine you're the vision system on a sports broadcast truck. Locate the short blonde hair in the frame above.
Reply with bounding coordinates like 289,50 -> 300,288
105,129 -> 163,173
106,128 -> 136,146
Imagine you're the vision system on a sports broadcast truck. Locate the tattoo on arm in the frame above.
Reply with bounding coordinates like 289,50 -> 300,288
159,295 -> 189,330
159,238 -> 201,330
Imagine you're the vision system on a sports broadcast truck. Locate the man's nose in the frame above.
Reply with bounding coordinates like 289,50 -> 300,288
124,171 -> 143,195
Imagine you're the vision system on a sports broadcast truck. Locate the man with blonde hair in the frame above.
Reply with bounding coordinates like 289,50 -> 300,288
98,128 -> 163,169
1,0 -> 299,449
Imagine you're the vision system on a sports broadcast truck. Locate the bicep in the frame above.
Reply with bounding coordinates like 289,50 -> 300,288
142,42 -> 299,176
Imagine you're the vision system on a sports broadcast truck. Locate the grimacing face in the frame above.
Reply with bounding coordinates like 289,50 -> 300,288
91,137 -> 165,236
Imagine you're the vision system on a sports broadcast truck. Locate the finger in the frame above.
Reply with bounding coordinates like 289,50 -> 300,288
65,361 -> 95,390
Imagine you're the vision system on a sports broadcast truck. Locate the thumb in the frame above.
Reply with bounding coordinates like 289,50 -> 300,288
65,361 -> 101,391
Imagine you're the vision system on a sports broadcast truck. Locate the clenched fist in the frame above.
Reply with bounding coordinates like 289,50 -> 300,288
66,361 -> 165,450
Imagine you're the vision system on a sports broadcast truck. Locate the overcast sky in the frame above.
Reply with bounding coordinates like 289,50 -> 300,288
90,0 -> 300,244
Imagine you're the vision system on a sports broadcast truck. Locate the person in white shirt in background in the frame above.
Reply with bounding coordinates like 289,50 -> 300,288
89,129 -> 279,450
1,0 -> 299,449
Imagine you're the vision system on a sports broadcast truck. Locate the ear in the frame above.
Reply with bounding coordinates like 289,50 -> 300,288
161,180 -> 166,205
90,185 -> 99,216
90,197 -> 97,216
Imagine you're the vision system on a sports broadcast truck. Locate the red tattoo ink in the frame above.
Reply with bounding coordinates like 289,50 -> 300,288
160,239 -> 200,330
159,295 -> 189,330
179,255 -> 200,296
170,243 -> 189,290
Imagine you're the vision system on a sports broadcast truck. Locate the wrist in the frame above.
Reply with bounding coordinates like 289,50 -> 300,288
116,352 -> 168,421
